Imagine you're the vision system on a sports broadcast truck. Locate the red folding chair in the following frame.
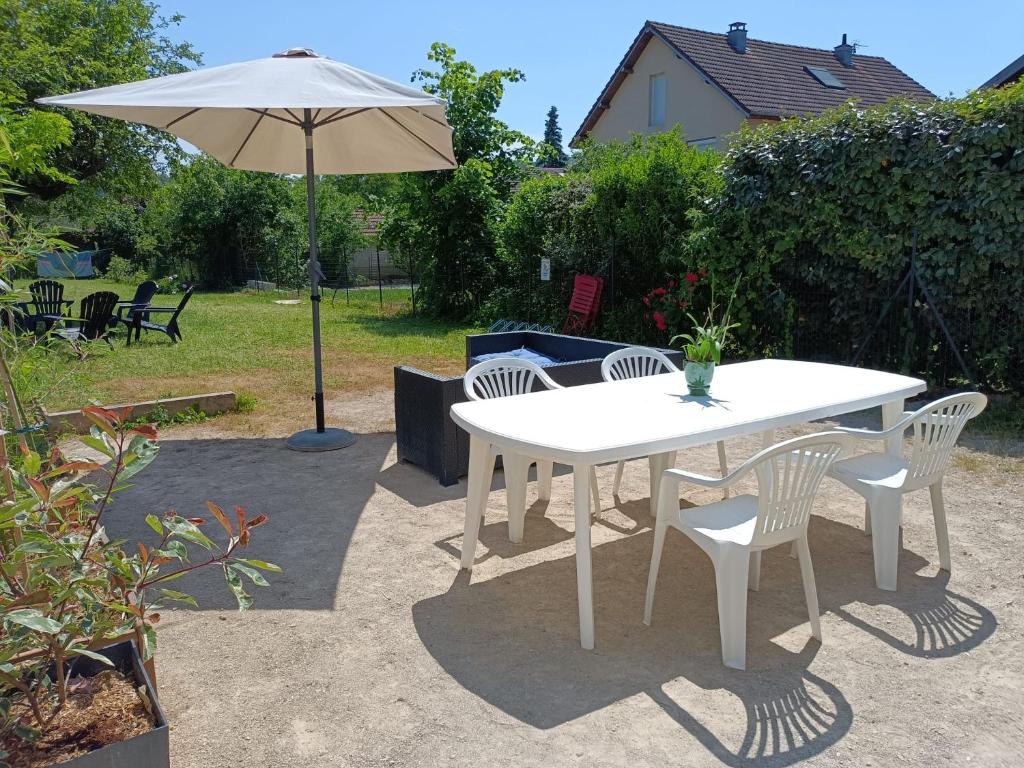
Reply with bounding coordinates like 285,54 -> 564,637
561,275 -> 604,335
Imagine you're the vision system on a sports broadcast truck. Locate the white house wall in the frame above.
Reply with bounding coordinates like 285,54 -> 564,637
588,36 -> 746,150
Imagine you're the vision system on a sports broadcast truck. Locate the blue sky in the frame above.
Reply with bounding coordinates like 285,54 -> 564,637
160,0 -> 1021,142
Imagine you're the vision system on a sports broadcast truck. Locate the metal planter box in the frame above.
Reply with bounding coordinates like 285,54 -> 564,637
54,640 -> 169,768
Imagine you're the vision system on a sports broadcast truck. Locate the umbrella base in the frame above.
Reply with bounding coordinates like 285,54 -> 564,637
285,427 -> 357,452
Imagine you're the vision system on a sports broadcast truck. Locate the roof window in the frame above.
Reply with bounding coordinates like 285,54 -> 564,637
804,65 -> 845,89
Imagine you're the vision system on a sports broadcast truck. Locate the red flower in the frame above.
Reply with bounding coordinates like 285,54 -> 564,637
668,279 -> 676,289
653,312 -> 667,331
685,272 -> 699,284
652,287 -> 667,296
641,296 -> 650,306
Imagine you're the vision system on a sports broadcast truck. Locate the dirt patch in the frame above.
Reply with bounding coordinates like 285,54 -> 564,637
5,669 -> 155,767
105,353 -> 464,439
75,418 -> 1024,768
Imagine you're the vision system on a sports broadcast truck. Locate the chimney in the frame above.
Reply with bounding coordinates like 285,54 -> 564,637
834,33 -> 855,67
727,22 -> 747,54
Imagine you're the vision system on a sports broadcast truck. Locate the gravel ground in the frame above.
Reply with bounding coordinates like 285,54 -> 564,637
85,405 -> 1024,768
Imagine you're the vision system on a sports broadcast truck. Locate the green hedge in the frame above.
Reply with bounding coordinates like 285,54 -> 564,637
714,81 -> 1024,390
491,132 -> 722,341
495,83 -> 1024,392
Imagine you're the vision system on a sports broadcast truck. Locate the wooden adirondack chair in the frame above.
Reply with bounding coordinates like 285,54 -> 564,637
561,275 -> 604,335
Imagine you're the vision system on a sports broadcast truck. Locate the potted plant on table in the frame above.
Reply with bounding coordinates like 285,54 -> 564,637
670,284 -> 739,397
0,407 -> 278,767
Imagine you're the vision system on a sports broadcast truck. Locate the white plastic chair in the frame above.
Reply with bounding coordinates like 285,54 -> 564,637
827,392 -> 987,591
644,432 -> 849,670
601,346 -> 730,499
464,358 -> 601,542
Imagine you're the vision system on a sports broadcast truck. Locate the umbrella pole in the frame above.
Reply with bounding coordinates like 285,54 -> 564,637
285,109 -> 356,452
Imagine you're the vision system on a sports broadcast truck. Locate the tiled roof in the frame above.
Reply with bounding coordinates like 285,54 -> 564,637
572,21 -> 936,145
981,53 -> 1024,89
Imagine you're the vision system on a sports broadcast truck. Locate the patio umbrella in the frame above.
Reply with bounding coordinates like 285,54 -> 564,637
39,48 -> 456,451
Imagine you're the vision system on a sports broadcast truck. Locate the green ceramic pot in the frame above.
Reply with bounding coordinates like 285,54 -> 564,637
684,361 -> 715,396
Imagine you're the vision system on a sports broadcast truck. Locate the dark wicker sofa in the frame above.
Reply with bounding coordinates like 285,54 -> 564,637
394,331 -> 683,485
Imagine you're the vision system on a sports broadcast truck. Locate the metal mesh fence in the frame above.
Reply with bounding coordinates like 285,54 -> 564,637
511,241 -> 1022,394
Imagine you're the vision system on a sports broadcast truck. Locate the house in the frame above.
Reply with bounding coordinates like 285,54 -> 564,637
316,209 -> 405,286
980,53 -> 1024,89
571,21 -> 935,151
346,209 -> 407,284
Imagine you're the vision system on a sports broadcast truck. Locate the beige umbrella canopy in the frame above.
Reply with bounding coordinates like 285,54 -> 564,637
40,48 -> 456,451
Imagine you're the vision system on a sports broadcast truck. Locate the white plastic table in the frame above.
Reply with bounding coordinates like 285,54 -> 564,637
450,359 -> 926,650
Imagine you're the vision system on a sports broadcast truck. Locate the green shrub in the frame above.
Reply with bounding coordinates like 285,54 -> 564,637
711,81 -> 1024,390
235,393 -> 258,413
494,131 -> 722,341
103,254 -> 148,284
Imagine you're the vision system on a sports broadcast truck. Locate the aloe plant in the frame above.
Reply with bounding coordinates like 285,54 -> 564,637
670,280 -> 739,364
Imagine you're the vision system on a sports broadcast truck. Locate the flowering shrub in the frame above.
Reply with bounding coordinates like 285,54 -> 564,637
642,270 -> 705,335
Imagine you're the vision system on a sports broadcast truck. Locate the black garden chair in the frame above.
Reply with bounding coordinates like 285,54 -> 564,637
125,285 -> 193,345
116,279 -> 159,343
51,291 -> 119,356
19,279 -> 73,333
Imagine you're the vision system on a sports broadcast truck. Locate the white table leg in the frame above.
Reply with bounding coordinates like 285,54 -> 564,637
502,450 -> 531,544
882,399 -> 905,456
648,451 -> 677,519
460,435 -> 494,571
573,464 -> 595,650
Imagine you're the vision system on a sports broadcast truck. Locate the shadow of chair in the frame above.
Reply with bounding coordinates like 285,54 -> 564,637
414,531 -> 853,766
434,498 -> 575,565
648,642 -> 852,768
414,509 -> 995,765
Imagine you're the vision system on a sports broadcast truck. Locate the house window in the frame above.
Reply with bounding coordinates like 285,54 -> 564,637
649,73 -> 666,128
687,137 -> 717,151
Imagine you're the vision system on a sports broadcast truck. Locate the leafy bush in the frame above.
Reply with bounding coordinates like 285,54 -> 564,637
494,131 -> 722,341
103,254 -> 148,284
0,407 -> 277,754
710,82 -> 1024,390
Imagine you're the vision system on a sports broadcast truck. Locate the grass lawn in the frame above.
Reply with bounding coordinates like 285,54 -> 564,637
23,279 -> 478,434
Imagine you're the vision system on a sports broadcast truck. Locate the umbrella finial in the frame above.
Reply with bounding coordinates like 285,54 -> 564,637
273,47 -> 320,58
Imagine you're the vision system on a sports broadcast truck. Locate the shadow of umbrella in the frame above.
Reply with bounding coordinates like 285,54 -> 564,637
102,434 -> 395,610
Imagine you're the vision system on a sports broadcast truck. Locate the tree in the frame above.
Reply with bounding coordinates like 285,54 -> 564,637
154,156 -> 302,288
0,108 -> 72,275
297,177 -> 367,284
0,0 -> 200,206
539,105 -> 567,167
379,43 -> 532,319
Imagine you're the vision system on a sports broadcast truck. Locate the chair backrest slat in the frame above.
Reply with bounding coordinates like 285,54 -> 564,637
751,433 -> 847,544
29,280 -> 65,316
78,291 -> 119,339
905,393 -> 986,483
465,358 -> 561,402
601,346 -> 678,383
